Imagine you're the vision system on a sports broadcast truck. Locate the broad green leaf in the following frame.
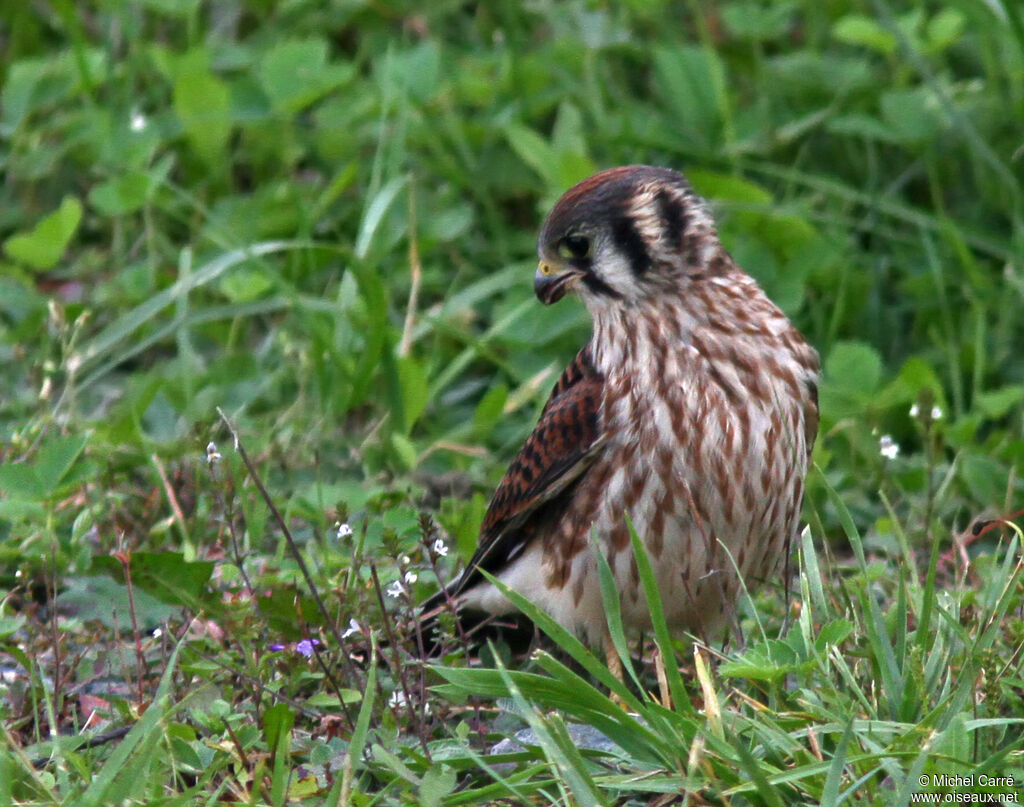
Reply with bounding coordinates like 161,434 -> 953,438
688,170 -> 772,206
721,1 -> 793,41
505,123 -> 558,188
219,267 -> 274,302
926,9 -> 965,52
652,44 -> 725,148
0,462 -> 45,499
418,765 -> 457,807
397,356 -> 428,432
390,432 -> 418,470
817,619 -> 853,650
472,383 -> 509,433
55,575 -> 177,629
959,454 -> 1004,505
88,172 -> 155,216
3,196 -> 82,270
173,69 -> 231,164
0,614 -> 26,638
1,59 -> 44,131
974,386 -> 1024,419
880,87 -> 944,143
90,552 -> 215,610
34,432 -> 90,492
833,15 -> 897,53
824,341 -> 883,394
0,433 -> 90,499
259,38 -> 355,114
376,41 -> 440,102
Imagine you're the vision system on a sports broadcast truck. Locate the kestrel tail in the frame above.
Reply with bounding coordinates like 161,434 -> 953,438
421,165 -> 820,657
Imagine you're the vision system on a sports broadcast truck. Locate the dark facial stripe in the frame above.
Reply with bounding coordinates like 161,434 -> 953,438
581,272 -> 623,299
656,188 -> 688,251
611,212 -> 651,276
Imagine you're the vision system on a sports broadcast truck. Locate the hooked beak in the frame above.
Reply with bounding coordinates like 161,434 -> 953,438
534,261 -> 582,305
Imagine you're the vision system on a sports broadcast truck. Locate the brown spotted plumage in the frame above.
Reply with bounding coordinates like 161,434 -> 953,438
423,165 -> 820,650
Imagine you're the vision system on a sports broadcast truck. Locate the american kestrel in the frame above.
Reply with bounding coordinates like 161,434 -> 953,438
422,165 -> 819,659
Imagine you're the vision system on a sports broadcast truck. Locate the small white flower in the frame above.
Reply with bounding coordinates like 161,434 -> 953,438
206,442 -> 222,463
388,690 -> 408,708
336,522 -> 353,539
910,402 -> 943,421
401,555 -> 411,565
386,580 -> 405,598
341,618 -> 361,639
403,570 -> 418,585
879,435 -> 900,460
432,538 -> 449,557
152,628 -> 163,638
130,109 -> 147,132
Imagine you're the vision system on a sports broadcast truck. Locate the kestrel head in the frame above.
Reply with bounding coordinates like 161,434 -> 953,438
534,165 -> 721,309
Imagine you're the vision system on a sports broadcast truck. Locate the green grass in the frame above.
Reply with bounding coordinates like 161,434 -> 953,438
2,0 -> 1023,803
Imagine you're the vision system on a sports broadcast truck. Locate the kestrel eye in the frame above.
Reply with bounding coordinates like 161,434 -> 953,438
558,234 -> 591,260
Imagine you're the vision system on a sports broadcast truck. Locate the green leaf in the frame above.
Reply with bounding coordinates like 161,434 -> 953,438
219,267 -> 274,303
719,640 -> 798,682
652,45 -> 725,148
34,432 -> 90,492
819,341 -> 884,421
390,432 -> 418,470
90,552 -> 214,610
397,356 -> 428,432
959,454 -> 1004,505
0,433 -> 90,500
825,341 -> 883,393
472,383 -> 509,434
880,87 -> 944,143
418,765 -> 457,807
173,69 -> 231,164
355,175 -> 407,260
833,15 -> 897,54
926,8 -> 965,52
816,619 -> 853,650
721,1 -> 794,41
88,172 -> 155,216
625,517 -> 690,713
0,614 -> 26,638
376,41 -> 441,102
0,462 -> 45,500
974,385 -> 1024,419
505,123 -> 558,188
263,703 -> 295,758
688,170 -> 772,206
3,196 -> 82,270
55,575 -> 177,629
259,38 -> 355,114
2,59 -> 46,131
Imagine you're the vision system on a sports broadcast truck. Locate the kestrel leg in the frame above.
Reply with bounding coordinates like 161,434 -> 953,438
654,646 -> 672,709
602,625 -> 628,708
